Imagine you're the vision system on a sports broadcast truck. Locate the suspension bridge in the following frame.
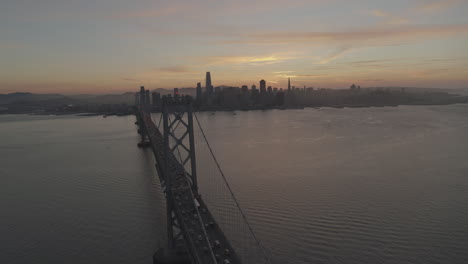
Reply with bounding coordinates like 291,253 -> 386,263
134,87 -> 270,264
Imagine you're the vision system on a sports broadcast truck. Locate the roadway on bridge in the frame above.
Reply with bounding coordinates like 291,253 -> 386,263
139,111 -> 240,264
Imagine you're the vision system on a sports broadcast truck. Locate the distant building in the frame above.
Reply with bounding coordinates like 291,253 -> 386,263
222,86 -> 241,108
241,85 -> 248,93
139,86 -> 145,106
251,84 -> 257,91
135,93 -> 139,106
260,79 -> 266,94
275,91 -> 285,105
288,78 -> 291,91
145,90 -> 150,105
206,72 -> 213,95
173,88 -> 179,97
152,92 -> 161,110
196,82 -> 202,99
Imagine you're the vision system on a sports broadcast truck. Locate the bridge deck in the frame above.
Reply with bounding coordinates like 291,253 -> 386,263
137,111 -> 240,264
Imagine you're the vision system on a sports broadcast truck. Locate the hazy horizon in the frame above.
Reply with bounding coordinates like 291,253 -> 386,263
2,85 -> 467,97
2,0 -> 468,94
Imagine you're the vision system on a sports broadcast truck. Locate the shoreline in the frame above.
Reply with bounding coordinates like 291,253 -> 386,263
1,101 -> 467,117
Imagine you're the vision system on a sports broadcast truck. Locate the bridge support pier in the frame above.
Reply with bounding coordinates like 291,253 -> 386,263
153,248 -> 190,264
136,117 -> 151,148
137,136 -> 151,148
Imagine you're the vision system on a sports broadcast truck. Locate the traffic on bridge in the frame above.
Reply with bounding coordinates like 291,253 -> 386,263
135,87 -> 245,264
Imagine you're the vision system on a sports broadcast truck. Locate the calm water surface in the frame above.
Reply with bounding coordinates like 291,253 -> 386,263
1,105 -> 468,264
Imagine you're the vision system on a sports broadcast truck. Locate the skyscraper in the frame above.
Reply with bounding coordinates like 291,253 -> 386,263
206,72 -> 213,95
145,90 -> 150,107
288,77 -> 291,91
152,92 -> 161,111
241,85 -> 248,93
260,79 -> 266,94
196,82 -> 202,99
139,86 -> 145,106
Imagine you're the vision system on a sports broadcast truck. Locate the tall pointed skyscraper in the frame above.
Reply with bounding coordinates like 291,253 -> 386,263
288,77 -> 291,91
206,72 -> 213,95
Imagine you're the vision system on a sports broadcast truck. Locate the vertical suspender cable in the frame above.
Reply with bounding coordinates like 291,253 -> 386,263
194,112 -> 271,264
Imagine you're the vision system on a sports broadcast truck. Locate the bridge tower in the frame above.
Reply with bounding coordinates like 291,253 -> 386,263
162,95 -> 198,250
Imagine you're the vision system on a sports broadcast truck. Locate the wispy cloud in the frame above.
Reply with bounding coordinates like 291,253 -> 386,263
273,71 -> 295,74
275,73 -> 329,79
319,47 -> 351,64
363,79 -> 385,82
219,24 -> 468,47
120,77 -> 142,82
108,3 -> 195,19
158,66 -> 192,73
416,0 -> 460,13
131,66 -> 197,82
181,54 -> 297,66
109,0 -> 322,20
370,9 -> 410,25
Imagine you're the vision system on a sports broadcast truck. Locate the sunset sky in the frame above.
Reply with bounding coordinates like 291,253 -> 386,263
1,0 -> 468,94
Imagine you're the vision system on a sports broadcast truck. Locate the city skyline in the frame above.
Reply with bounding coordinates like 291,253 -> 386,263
1,0 -> 468,94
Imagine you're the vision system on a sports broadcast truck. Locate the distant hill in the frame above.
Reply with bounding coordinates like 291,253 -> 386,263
72,92 -> 135,105
364,87 -> 459,94
0,92 -> 68,105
